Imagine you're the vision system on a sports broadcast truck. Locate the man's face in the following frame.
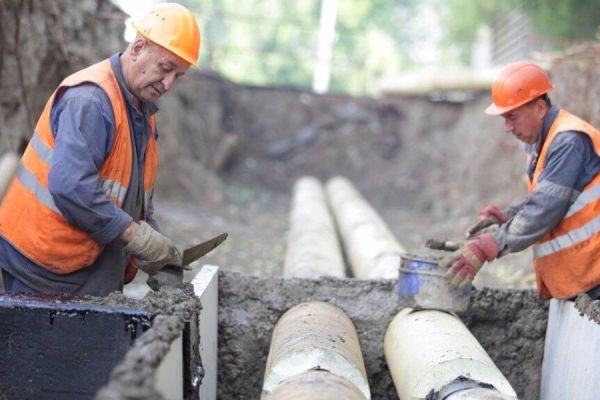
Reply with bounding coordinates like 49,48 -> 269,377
501,99 -> 546,144
127,38 -> 191,103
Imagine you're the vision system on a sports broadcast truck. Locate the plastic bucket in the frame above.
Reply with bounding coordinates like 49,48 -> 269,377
396,253 -> 471,313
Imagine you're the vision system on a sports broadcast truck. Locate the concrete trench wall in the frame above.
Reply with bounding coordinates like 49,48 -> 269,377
217,269 -> 548,400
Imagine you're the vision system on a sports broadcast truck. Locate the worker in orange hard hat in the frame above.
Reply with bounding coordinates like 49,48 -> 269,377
0,3 -> 201,296
441,60 -> 600,400
442,59 -> 600,299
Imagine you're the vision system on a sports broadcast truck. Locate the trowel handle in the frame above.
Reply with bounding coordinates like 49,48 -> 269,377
424,239 -> 463,252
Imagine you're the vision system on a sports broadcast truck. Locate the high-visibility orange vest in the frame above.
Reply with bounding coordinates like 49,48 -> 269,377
0,59 -> 158,282
528,109 -> 600,299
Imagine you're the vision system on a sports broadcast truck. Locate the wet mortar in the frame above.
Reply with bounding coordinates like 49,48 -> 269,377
217,269 -> 548,400
575,293 -> 600,325
81,284 -> 202,400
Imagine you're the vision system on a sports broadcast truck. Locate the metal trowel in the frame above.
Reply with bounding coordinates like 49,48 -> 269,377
174,232 -> 228,270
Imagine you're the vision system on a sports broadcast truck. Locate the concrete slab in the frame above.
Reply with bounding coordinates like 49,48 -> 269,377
192,265 -> 219,400
156,333 -> 184,400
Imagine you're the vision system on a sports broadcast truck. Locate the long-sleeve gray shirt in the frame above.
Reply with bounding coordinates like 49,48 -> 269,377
494,106 -> 600,257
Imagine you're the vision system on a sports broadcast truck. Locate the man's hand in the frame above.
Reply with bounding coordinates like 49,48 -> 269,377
123,221 -> 182,274
466,205 -> 508,238
440,233 -> 499,289
146,265 -> 184,291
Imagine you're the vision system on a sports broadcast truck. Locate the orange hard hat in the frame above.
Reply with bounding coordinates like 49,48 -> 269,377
131,3 -> 201,66
485,61 -> 554,115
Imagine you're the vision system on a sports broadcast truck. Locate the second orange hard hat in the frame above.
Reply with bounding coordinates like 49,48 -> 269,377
485,61 -> 554,115
131,2 -> 201,66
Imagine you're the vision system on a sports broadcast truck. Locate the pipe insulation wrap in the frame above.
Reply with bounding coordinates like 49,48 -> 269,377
262,302 -> 370,399
384,308 -> 517,400
326,176 -> 404,279
284,176 -> 346,278
265,370 -> 366,400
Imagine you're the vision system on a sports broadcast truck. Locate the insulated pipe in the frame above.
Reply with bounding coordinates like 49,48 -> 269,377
262,302 -> 370,399
384,309 -> 518,400
326,176 -> 404,279
265,370 -> 366,400
284,176 -> 346,278
0,152 -> 19,203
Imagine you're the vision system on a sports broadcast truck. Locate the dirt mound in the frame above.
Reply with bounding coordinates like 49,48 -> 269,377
551,42 -> 600,127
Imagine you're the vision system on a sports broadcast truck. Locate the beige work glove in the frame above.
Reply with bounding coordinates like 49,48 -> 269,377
123,221 -> 182,274
440,233 -> 499,289
146,265 -> 183,291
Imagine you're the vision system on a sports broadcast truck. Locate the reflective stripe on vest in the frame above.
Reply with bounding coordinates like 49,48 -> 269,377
533,213 -> 600,259
20,132 -> 129,207
528,109 -> 600,299
564,181 -> 600,218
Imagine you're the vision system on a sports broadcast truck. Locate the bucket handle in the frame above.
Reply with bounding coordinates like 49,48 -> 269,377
398,266 -> 447,278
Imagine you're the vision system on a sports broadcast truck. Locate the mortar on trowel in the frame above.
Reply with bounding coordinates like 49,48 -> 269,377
397,248 -> 471,313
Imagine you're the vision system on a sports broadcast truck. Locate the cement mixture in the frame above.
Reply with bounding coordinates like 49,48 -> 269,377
575,293 -> 600,325
85,285 -> 202,400
217,270 -> 547,400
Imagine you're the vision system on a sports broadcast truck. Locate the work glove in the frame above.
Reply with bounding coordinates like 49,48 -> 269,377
466,205 -> 508,239
146,265 -> 184,291
123,221 -> 182,274
440,233 -> 499,289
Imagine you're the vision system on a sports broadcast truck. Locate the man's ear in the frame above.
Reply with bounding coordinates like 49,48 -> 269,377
535,98 -> 548,120
130,36 -> 148,59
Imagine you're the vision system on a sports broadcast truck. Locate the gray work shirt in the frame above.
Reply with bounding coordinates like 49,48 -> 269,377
0,53 -> 159,296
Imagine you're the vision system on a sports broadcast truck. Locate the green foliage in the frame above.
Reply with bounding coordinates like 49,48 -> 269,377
174,0 -> 600,93
434,0 -> 600,64
522,0 -> 600,40
433,0 -> 518,64
177,0 -> 418,95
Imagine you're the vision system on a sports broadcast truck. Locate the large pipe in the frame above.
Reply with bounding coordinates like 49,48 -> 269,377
326,176 -> 404,279
284,176 -> 346,278
265,370 -> 366,400
384,308 -> 518,400
262,302 -> 370,399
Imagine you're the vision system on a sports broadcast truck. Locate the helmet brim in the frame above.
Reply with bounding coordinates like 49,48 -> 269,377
485,86 -> 554,116
484,102 -> 524,116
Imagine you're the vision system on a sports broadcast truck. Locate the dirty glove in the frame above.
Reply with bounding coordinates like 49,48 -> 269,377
123,221 -> 182,274
146,265 -> 184,291
466,205 -> 508,239
440,233 -> 499,289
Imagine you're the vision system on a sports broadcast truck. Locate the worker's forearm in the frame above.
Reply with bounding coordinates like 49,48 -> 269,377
494,181 -> 571,257
501,200 -> 526,220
